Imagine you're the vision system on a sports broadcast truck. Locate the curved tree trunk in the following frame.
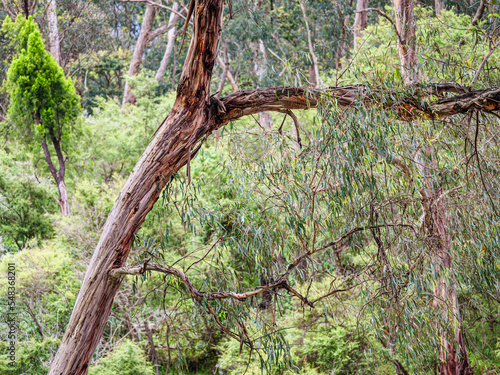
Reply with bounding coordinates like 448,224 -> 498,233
48,1 -> 224,373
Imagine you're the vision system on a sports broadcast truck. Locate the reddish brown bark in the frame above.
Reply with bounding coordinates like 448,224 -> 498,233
48,0 -> 500,372
48,1 -> 224,373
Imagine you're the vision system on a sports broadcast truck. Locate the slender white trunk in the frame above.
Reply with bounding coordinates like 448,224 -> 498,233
47,0 -> 61,65
123,3 -> 157,106
155,2 -> 180,82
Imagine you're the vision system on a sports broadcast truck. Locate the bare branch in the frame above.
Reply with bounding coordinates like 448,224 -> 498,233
120,0 -> 188,20
470,39 -> 500,88
471,0 -> 488,26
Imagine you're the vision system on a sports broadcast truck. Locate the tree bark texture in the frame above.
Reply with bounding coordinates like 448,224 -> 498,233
393,0 -> 421,85
353,0 -> 368,50
48,1 -> 224,373
48,0 -> 500,372
155,2 -> 181,82
47,0 -> 61,65
415,147 -> 473,375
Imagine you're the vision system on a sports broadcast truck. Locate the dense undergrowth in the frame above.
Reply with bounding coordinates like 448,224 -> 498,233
1,3 -> 500,374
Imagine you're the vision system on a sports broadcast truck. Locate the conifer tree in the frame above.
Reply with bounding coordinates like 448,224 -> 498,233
3,15 -> 81,216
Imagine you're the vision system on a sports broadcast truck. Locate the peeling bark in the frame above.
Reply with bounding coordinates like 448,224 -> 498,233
48,1 -> 224,372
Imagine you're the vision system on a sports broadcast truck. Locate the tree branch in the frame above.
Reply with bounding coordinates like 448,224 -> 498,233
216,85 -> 500,128
120,0 -> 188,20
110,223 -> 414,308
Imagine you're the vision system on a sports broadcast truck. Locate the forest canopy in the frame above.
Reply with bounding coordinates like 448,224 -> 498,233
0,1 -> 499,374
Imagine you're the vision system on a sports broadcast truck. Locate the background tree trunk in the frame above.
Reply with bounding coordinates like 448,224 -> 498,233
393,0 -> 420,85
47,0 -> 61,65
48,1 -> 224,373
353,0 -> 368,50
299,0 -> 320,87
123,3 -> 157,106
392,0 -> 472,372
155,2 -> 180,82
40,130 -> 69,216
415,147 -> 473,375
434,0 -> 445,15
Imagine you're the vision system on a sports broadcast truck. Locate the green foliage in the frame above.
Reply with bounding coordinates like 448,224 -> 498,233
344,7 -> 500,86
0,337 -> 60,375
0,244 -> 80,339
3,15 -> 81,145
88,340 -> 155,375
73,78 -> 174,182
1,2 -> 500,374
0,150 -> 56,251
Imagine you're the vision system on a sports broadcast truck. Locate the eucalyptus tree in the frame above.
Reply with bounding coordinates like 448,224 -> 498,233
4,15 -> 81,216
48,1 -> 500,374
122,1 -> 184,106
